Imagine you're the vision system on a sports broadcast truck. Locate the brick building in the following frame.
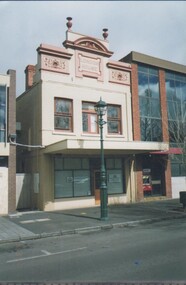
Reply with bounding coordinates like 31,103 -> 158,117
121,52 -> 186,199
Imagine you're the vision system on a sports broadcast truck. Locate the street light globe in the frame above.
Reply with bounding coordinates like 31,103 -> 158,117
94,97 -> 107,116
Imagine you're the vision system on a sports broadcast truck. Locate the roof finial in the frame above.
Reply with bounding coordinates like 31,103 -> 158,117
66,17 -> 72,31
102,28 -> 108,40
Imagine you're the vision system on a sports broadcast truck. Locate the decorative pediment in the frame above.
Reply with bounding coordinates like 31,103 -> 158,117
63,37 -> 113,58
75,37 -> 107,52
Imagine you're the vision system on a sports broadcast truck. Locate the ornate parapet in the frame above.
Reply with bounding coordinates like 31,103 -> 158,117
107,61 -> 131,85
37,44 -> 73,74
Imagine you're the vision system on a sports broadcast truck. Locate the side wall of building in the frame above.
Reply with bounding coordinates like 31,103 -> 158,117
7,70 -> 16,212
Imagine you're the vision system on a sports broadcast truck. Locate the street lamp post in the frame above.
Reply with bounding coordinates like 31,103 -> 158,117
94,97 -> 108,221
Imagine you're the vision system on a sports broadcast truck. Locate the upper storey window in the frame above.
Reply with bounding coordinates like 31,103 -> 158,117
54,98 -> 73,131
138,64 -> 162,142
82,102 -> 98,134
107,105 -> 122,134
165,72 -> 186,144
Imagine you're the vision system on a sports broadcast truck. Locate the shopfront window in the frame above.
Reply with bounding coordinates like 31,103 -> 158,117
54,157 -> 91,198
107,170 -> 123,194
106,158 -> 125,194
54,98 -> 73,131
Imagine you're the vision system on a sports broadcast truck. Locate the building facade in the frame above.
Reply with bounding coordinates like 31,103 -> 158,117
121,51 -> 186,198
16,19 -> 171,211
0,70 -> 16,215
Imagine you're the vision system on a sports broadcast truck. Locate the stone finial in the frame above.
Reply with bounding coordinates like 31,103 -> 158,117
102,28 -> 108,40
66,17 -> 72,31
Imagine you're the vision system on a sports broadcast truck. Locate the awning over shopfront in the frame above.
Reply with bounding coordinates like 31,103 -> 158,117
150,147 -> 183,155
43,138 -> 169,156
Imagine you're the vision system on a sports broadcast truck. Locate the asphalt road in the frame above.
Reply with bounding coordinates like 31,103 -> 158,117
0,218 -> 186,282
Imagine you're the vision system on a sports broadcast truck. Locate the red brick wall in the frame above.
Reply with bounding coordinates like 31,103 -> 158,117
7,69 -> 16,213
131,63 -> 141,141
165,158 -> 172,198
25,65 -> 36,91
159,70 -> 169,142
135,155 -> 144,201
159,70 -> 172,198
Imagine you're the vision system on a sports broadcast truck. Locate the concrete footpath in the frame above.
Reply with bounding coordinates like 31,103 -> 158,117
0,198 -> 185,244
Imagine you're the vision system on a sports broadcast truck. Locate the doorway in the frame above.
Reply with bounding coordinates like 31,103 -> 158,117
94,170 -> 101,205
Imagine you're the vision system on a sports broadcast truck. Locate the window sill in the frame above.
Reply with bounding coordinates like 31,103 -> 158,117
81,133 -> 99,137
52,131 -> 76,136
106,134 -> 125,139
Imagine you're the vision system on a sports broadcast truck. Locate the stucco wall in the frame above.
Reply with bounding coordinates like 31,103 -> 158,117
171,177 -> 186,198
0,168 -> 8,215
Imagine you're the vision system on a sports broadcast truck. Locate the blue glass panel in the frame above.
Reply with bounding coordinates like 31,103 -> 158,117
138,72 -> 148,96
175,80 -> 182,100
148,67 -> 158,75
175,74 -> 186,82
167,101 -> 181,120
140,117 -> 151,141
151,98 -> 161,118
151,119 -> 162,141
165,79 -> 175,100
149,74 -> 159,98
138,65 -> 148,73
180,82 -> 186,102
139,97 -> 151,117
165,72 -> 175,80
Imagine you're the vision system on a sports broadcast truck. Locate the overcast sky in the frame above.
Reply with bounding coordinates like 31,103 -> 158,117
1,1 -> 186,96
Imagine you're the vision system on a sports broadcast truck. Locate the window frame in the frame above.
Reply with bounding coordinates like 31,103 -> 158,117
107,104 -> 122,135
82,101 -> 98,134
54,98 -> 73,132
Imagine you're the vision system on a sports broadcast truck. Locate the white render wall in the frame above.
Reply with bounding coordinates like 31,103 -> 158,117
0,167 -> 8,215
41,77 -> 132,147
171,177 -> 186,198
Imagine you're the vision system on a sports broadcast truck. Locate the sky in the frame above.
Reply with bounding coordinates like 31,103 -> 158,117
0,1 -> 186,96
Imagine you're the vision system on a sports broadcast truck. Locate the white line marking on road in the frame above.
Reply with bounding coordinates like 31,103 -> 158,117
41,250 -> 51,255
20,218 -> 51,224
6,247 -> 87,263
20,220 -> 35,224
36,218 -> 51,222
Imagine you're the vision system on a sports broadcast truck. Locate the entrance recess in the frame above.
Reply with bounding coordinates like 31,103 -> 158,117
94,171 -> 100,205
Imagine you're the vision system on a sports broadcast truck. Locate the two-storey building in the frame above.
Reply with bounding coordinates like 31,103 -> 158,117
121,51 -> 186,199
16,19 -> 170,211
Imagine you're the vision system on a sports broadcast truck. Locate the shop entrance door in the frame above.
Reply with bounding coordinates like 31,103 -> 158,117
94,171 -> 100,205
